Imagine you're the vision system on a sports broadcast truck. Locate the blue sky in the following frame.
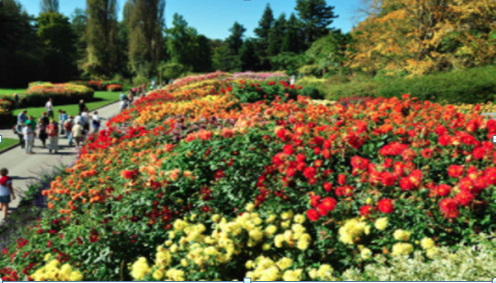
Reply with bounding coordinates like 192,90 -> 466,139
19,0 -> 364,39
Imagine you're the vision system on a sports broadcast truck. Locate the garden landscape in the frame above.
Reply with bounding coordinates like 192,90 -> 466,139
1,0 -> 496,281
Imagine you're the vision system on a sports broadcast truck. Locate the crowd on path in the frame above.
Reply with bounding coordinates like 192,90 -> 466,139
13,98 -> 102,155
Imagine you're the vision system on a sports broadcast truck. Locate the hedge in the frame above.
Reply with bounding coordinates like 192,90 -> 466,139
23,83 -> 94,107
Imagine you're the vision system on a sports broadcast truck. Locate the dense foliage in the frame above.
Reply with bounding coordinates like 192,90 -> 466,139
23,83 -> 94,106
1,72 -> 495,281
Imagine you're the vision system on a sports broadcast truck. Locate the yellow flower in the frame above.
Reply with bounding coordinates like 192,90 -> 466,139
282,269 -> 302,281
274,234 -> 285,248
375,217 -> 388,230
246,202 -> 255,211
391,243 -> 414,256
393,229 -> 411,241
211,214 -> 221,223
297,239 -> 310,250
308,268 -> 318,279
264,225 -> 277,236
281,210 -> 294,220
262,243 -> 271,251
245,260 -> 254,269
361,248 -> 372,260
249,229 -> 264,242
180,258 -> 188,267
365,197 -> 373,204
420,237 -> 435,249
130,257 -> 150,280
293,214 -> 306,224
266,214 -> 276,223
276,257 -> 293,270
281,220 -> 291,229
69,271 -> 83,281
43,253 -> 52,261
338,218 -> 369,244
152,269 -> 165,280
426,247 -> 438,259
60,264 -> 72,280
173,219 -> 188,231
317,264 -> 333,279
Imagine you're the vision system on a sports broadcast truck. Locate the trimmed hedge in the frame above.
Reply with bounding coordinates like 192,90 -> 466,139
308,65 -> 496,104
23,83 -> 94,106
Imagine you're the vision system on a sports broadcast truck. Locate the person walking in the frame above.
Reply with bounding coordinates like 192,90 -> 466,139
0,168 -> 16,220
78,99 -> 86,114
17,110 -> 28,126
46,119 -> 59,154
119,92 -> 128,112
22,124 -> 35,154
13,123 -> 24,149
58,110 -> 68,135
37,118 -> 48,148
81,108 -> 90,133
91,111 -> 101,134
45,98 -> 54,119
13,93 -> 20,109
64,115 -> 74,145
40,112 -> 49,126
72,122 -> 85,151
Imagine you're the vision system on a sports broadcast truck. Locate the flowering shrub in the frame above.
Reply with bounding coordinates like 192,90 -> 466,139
1,72 -> 495,281
24,83 -> 94,106
106,84 -> 123,92
0,96 -> 14,120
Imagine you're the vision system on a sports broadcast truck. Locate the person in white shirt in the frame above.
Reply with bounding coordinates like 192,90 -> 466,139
45,98 -> 54,118
22,124 -> 35,154
91,111 -> 101,134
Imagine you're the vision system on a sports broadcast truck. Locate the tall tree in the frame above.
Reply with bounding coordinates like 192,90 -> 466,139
82,0 -> 119,77
71,8 -> 87,65
240,38 -> 259,71
37,12 -> 78,82
0,0 -> 42,87
281,13 -> 304,53
226,21 -> 246,55
40,0 -> 59,13
295,0 -> 338,46
267,14 -> 287,56
127,0 -> 166,78
254,4 -> 274,70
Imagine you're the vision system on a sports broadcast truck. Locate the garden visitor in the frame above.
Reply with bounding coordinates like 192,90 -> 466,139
40,112 -> 49,126
119,92 -> 128,112
13,93 -> 20,109
127,91 -> 134,105
46,119 -> 59,154
17,110 -> 27,126
13,123 -> 24,149
65,115 -> 74,146
78,99 -> 86,113
91,111 -> 101,134
58,110 -> 68,135
45,98 -> 54,118
22,124 -> 35,154
81,108 -> 90,133
37,118 -> 48,148
72,122 -> 85,151
0,168 -> 16,220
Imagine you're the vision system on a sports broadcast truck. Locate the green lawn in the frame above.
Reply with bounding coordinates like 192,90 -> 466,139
12,91 -> 121,121
0,89 -> 26,96
0,137 -> 19,151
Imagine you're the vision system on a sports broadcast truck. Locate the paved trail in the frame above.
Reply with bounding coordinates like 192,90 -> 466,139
0,101 -> 121,225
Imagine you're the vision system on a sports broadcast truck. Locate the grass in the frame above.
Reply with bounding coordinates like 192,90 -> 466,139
0,137 -> 19,151
0,89 -> 26,96
12,91 -> 121,122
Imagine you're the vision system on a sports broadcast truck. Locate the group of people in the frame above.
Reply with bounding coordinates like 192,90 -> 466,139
14,98 -> 101,154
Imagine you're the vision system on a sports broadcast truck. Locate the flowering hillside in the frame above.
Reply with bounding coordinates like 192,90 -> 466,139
1,72 -> 495,281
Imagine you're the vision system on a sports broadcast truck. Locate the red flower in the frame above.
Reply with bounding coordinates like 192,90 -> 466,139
454,191 -> 474,206
335,185 -> 354,197
377,198 -> 394,214
283,144 -> 294,155
447,165 -> 464,178
433,184 -> 452,197
320,197 -> 337,213
303,166 -> 317,179
307,209 -> 320,221
421,148 -> 434,159
309,195 -> 321,207
323,182 -> 333,192
337,174 -> 346,185
360,205 -> 374,218
439,198 -> 460,218
380,171 -> 397,186
399,177 -> 414,191
214,170 -> 225,179
121,169 -> 138,180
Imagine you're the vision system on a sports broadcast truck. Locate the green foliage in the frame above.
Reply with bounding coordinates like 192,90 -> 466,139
158,62 -> 190,81
270,52 -> 306,76
378,65 -> 496,104
37,12 -> 78,82
295,0 -> 337,46
127,0 -> 165,78
267,14 -> 287,57
82,0 -> 119,78
301,85 -> 324,99
40,0 -> 58,13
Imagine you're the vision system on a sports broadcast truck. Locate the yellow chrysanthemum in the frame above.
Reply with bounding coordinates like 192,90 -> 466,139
374,217 -> 388,230
393,229 -> 411,241
420,237 -> 435,249
391,242 -> 414,256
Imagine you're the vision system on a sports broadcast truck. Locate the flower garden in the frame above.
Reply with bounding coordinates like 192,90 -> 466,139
1,72 -> 496,281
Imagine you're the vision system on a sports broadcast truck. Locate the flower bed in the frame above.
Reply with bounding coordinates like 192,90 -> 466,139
1,73 -> 495,281
106,84 -> 123,92
23,83 -> 94,107
0,96 -> 14,121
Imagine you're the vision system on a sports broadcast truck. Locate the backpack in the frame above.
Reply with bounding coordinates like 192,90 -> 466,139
46,124 -> 58,136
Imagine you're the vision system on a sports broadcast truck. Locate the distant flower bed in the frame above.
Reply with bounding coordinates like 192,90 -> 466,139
105,84 -> 123,92
0,97 -> 14,120
24,83 -> 94,106
87,80 -> 123,91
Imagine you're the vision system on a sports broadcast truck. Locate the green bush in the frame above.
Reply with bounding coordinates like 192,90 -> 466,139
324,80 -> 379,100
28,81 -> 50,88
378,65 -> 496,104
301,85 -> 324,100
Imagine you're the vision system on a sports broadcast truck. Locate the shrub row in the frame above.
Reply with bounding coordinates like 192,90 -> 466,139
22,83 -> 94,106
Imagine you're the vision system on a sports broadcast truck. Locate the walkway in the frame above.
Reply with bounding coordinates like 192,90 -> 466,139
0,101 -> 121,225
